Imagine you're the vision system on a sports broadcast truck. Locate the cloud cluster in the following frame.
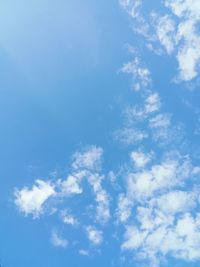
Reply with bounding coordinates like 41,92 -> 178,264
120,57 -> 151,91
14,146 -> 110,250
119,151 -> 200,266
120,0 -> 200,82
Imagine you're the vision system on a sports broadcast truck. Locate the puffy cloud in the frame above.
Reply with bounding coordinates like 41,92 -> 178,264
60,173 -> 84,195
79,249 -> 89,256
51,230 -> 68,248
130,150 -> 153,168
122,212 -> 200,266
120,0 -> 200,81
126,157 -> 189,200
60,210 -> 78,226
161,1 -> 200,81
155,15 -> 176,54
119,0 -> 142,19
148,113 -> 182,145
86,226 -> 103,245
117,194 -> 132,223
14,180 -> 56,218
152,190 -> 197,215
120,57 -> 151,91
149,113 -> 171,129
115,127 -> 148,145
120,150 -> 200,266
125,93 -> 161,123
14,145 -> 110,253
72,146 -> 103,171
88,173 -> 110,224
144,93 -> 161,114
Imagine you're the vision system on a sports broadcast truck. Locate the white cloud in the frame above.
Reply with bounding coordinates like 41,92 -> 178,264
155,15 -> 176,54
51,230 -> 68,248
119,0 -> 142,19
125,93 -> 161,123
60,210 -> 78,226
88,173 -> 110,224
156,0 -> 200,81
117,194 -> 132,223
86,226 -> 103,245
61,174 -> 83,195
120,57 -> 151,91
115,127 -> 148,145
121,0 -> 200,81
145,93 -> 161,114
14,180 -> 56,218
122,225 -> 147,251
130,150 -> 153,168
148,113 -> 182,145
15,145 -> 110,228
79,249 -> 89,256
60,170 -> 89,196
152,190 -> 197,215
126,157 -> 190,200
149,113 -> 171,129
120,149 -> 200,266
72,146 -> 103,171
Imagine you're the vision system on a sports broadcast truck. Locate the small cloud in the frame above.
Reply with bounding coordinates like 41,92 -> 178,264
72,146 -> 103,171
79,249 -> 90,256
86,226 -> 103,246
130,150 -> 153,169
115,127 -> 148,145
60,210 -> 78,226
14,180 -> 56,218
51,230 -> 68,248
120,57 -> 151,91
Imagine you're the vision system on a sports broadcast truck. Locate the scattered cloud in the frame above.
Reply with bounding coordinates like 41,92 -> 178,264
60,210 -> 78,226
115,127 -> 148,145
120,0 -> 200,82
120,150 -> 200,266
130,150 -> 153,169
79,249 -> 90,256
86,226 -> 103,246
51,230 -> 68,248
120,57 -> 151,91
14,180 -> 56,218
72,146 -> 103,171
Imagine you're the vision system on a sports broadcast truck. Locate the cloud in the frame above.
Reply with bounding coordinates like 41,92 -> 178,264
117,194 -> 132,223
60,210 -> 78,226
72,146 -> 103,171
60,173 -> 84,195
122,212 -> 200,266
51,230 -> 68,248
14,180 -> 56,218
87,173 -> 110,224
14,145 -> 110,253
120,0 -> 200,82
120,57 -> 151,91
119,0 -> 142,19
86,226 -> 103,246
155,15 -> 176,54
164,0 -> 200,81
130,150 -> 153,169
79,249 -> 90,256
119,150 -> 200,266
115,127 -> 148,145
125,93 -> 161,123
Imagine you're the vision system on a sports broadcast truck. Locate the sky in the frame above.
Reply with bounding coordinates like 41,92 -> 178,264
1,0 -> 200,267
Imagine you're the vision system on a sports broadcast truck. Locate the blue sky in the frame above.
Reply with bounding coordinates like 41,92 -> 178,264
1,1 -> 200,267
